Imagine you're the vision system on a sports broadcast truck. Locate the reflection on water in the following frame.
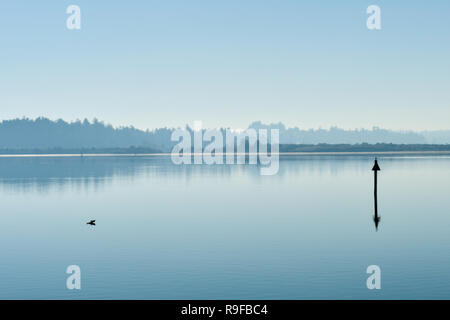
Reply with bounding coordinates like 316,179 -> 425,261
1,154 -> 432,192
1,155 -> 450,299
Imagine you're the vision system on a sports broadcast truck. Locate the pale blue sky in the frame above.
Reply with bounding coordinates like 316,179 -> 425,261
0,1 -> 449,130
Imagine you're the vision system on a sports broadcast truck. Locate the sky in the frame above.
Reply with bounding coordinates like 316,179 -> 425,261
0,1 -> 449,131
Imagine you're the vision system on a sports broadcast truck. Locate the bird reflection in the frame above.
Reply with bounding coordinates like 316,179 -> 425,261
87,220 -> 96,226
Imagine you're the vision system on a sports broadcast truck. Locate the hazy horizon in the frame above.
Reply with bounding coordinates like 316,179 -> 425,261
2,116 -> 450,133
2,117 -> 450,148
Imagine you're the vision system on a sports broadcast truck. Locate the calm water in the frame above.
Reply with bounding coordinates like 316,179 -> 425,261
0,155 -> 450,299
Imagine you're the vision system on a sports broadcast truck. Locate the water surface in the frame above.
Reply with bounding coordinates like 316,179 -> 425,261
0,155 -> 449,299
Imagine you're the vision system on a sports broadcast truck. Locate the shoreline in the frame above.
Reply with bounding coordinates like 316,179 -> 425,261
1,151 -> 450,158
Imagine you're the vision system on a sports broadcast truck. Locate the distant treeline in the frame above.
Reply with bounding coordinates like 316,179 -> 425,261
279,143 -> 450,153
2,118 -> 450,152
0,117 -> 175,152
249,121 -> 450,144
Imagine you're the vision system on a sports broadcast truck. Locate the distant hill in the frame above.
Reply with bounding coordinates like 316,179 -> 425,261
1,118 -> 449,153
279,143 -> 450,153
248,121 -> 450,144
0,118 -> 175,152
